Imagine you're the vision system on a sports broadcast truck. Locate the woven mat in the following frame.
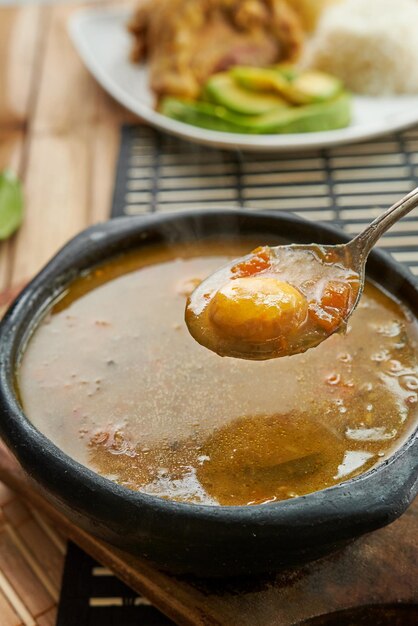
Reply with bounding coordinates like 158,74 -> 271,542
114,124 -> 418,275
0,483 -> 64,626
1,123 -> 418,626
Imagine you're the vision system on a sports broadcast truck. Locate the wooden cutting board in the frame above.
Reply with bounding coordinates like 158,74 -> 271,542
0,442 -> 416,626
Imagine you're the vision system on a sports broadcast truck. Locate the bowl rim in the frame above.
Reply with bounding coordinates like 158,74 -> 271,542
0,209 -> 417,533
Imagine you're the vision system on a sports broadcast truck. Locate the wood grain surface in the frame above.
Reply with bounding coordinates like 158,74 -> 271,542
0,1 -> 137,292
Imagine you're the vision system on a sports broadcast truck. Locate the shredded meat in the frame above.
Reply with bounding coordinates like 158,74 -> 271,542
128,0 -> 304,100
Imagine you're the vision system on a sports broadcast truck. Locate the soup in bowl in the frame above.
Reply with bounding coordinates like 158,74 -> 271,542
0,211 -> 417,576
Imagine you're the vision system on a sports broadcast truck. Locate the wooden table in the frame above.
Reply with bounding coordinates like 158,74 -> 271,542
0,0 -> 138,296
0,2 -> 136,623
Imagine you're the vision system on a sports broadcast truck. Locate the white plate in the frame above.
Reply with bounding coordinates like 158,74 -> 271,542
69,7 -> 418,153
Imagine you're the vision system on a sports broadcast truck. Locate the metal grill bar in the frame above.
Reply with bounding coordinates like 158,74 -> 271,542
113,125 -> 418,278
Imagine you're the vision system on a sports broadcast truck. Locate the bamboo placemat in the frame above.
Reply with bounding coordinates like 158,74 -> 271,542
0,482 -> 64,626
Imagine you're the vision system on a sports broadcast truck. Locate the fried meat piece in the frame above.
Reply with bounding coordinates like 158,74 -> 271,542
128,0 -> 304,99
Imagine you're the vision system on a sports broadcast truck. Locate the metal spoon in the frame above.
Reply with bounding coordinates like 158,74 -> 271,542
322,185 -> 418,317
186,186 -> 418,361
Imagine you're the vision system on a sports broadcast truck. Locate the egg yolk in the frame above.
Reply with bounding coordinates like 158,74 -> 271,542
209,276 -> 308,342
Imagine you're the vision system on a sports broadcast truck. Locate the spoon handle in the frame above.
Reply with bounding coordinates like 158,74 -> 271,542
348,186 -> 418,261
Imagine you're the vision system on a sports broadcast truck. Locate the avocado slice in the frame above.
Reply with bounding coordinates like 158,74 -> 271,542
248,92 -> 351,133
231,66 -> 290,94
274,63 -> 301,81
204,73 -> 288,115
160,92 -> 352,135
289,71 -> 343,104
231,67 -> 342,105
160,98 -> 251,133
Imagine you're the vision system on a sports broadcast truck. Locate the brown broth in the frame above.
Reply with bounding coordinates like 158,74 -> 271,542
18,240 -> 418,506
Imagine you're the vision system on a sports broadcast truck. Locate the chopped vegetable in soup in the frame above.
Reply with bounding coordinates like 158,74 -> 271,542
186,244 -> 360,359
18,240 -> 418,506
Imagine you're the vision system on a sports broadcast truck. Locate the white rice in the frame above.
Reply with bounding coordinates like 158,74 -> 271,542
305,0 -> 418,95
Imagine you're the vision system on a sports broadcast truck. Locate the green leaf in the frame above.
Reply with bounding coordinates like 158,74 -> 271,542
0,169 -> 24,240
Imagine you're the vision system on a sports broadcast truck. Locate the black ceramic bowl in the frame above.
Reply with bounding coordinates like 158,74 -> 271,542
0,210 -> 418,577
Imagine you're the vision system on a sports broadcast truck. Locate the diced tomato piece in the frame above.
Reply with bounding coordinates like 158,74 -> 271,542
309,281 -> 352,332
321,281 -> 351,314
231,247 -> 271,278
308,302 -> 343,334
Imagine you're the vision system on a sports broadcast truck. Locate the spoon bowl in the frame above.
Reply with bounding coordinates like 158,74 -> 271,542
186,242 -> 360,359
186,187 -> 418,360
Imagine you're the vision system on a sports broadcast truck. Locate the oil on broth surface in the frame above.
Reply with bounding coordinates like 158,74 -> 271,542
18,240 -> 418,506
